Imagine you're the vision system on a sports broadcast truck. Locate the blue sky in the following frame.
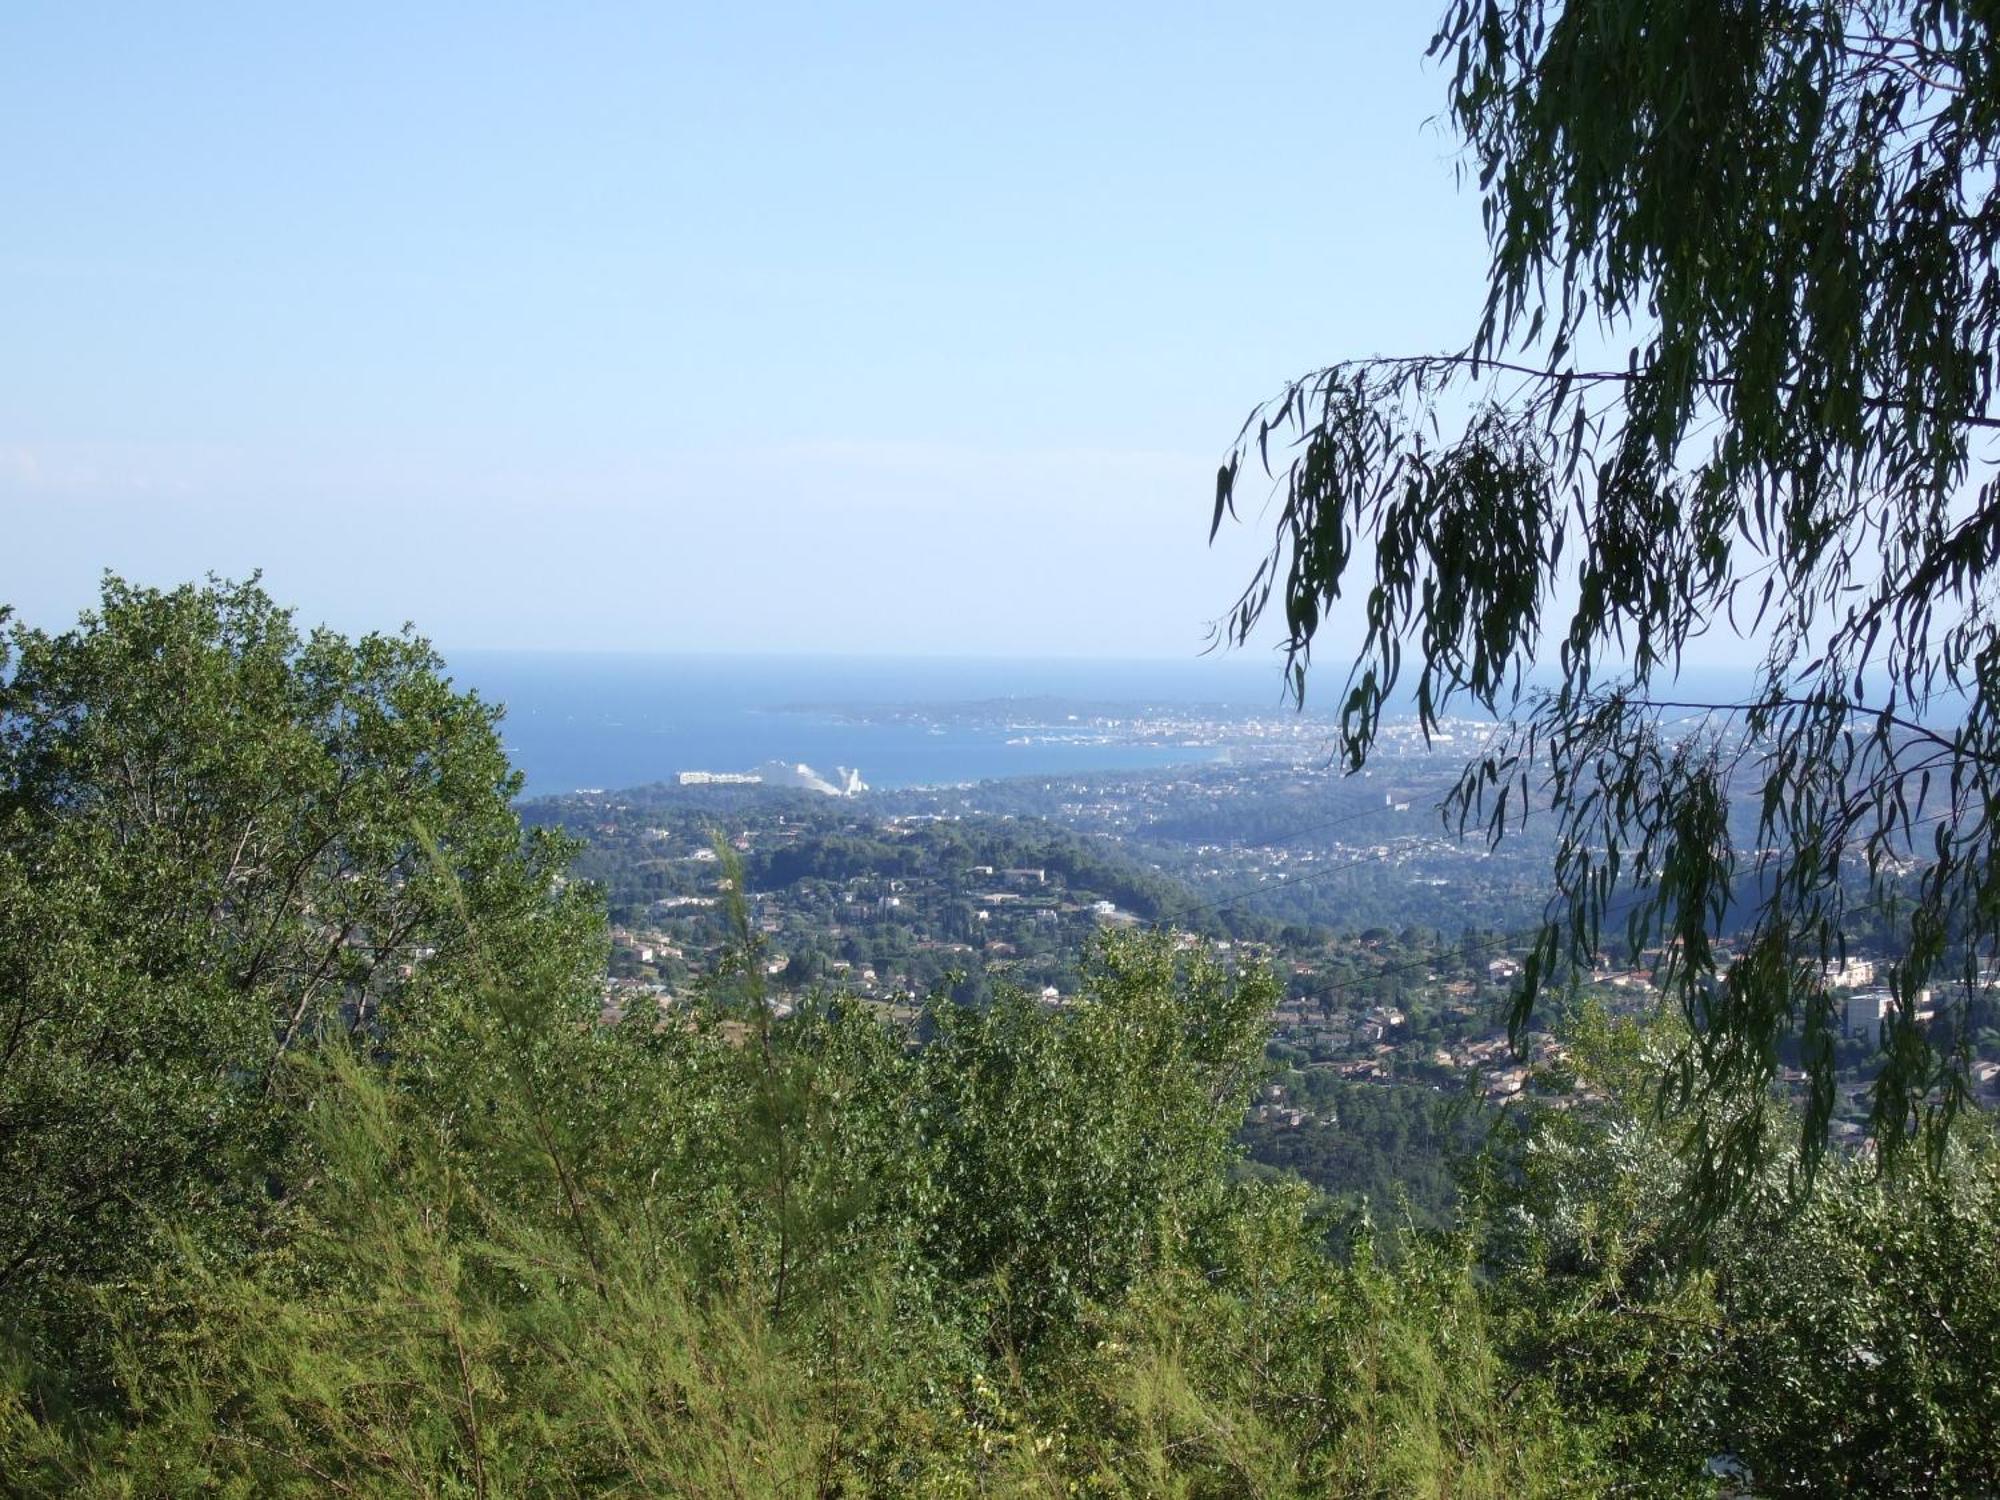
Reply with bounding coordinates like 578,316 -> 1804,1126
2,3 -> 1489,657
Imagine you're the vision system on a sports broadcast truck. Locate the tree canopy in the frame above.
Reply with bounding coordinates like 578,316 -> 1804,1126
1213,0 -> 2000,1196
8,581 -> 2000,1490
0,575 -> 601,1374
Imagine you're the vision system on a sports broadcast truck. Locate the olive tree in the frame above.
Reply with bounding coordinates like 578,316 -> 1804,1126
1213,1 -> 2000,1196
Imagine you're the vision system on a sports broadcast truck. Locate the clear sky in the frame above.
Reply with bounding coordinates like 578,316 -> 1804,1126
2,3 -> 1490,658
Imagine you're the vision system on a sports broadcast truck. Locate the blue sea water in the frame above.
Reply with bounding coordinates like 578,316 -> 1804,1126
446,651 -> 1298,796
445,651 -> 1768,798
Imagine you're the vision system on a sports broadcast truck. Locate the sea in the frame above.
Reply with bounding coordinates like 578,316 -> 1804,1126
446,651 -> 1768,799
447,651 -> 1302,797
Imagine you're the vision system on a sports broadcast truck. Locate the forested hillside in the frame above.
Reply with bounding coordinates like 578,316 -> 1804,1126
7,579 -> 2000,1496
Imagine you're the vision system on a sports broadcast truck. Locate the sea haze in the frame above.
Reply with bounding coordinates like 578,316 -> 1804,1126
447,651 -> 1302,796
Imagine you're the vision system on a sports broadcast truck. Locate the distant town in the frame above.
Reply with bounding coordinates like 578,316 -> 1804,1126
519,702 -> 2000,1215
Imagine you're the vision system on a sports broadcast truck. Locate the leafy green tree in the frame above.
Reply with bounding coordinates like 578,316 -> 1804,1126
1,919 -> 1589,1497
1721,1149 -> 2000,1493
1475,999 -> 2000,1493
0,575 -> 601,1372
917,936 -> 1275,1354
1214,0 -> 2000,1191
